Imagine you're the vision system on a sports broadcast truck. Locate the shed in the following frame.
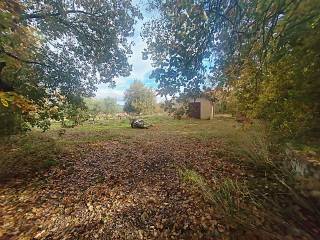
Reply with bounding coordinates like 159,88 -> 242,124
188,97 -> 214,120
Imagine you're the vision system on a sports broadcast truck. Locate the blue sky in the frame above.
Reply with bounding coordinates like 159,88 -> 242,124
94,1 -> 156,105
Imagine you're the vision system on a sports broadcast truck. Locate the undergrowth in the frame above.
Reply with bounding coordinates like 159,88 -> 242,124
179,121 -> 320,239
0,132 -> 61,182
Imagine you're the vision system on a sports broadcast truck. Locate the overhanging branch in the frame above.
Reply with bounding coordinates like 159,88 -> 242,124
24,9 -> 101,19
2,49 -> 50,68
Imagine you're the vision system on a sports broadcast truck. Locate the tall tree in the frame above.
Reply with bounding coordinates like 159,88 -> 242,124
143,0 -> 320,137
124,80 -> 156,114
0,0 -> 141,132
101,97 -> 119,115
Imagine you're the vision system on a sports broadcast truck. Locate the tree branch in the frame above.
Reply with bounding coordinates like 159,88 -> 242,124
2,49 -> 49,67
24,9 -> 101,19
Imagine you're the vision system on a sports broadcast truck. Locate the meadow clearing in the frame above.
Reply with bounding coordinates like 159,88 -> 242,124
2,1 -> 320,239
1,115 -> 319,239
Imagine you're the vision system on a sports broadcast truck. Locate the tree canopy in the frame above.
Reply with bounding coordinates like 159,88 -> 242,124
0,0 -> 140,132
142,0 -> 320,137
124,80 -> 156,114
85,97 -> 120,115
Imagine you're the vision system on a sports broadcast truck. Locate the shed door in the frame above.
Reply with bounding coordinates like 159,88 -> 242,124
188,102 -> 201,119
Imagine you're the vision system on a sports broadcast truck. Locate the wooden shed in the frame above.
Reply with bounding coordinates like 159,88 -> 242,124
188,97 -> 214,120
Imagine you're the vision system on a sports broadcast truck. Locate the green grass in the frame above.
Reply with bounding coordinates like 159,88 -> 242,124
180,168 -> 252,210
45,115 -> 272,161
0,132 -> 61,181
1,114 -> 319,237
47,114 -> 249,138
0,114 -> 298,184
179,167 -> 262,235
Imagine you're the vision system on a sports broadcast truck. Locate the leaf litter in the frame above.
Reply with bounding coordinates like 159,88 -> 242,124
0,130 -> 318,239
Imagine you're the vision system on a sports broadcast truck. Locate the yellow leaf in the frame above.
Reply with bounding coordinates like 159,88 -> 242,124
1,98 -> 9,107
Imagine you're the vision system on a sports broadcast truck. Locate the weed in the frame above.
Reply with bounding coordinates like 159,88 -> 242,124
179,168 -> 254,221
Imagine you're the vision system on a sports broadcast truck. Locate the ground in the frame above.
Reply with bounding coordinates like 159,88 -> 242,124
1,115 -> 319,239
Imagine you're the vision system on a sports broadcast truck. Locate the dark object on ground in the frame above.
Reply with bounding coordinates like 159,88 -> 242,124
130,119 -> 151,129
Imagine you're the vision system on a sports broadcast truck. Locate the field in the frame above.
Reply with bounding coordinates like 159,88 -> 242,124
1,115 -> 319,239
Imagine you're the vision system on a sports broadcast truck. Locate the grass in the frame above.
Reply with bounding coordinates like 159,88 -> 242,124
180,168 -> 252,215
172,116 -> 320,238
0,132 -> 61,181
1,114 -> 253,182
1,114 -> 319,237
178,167 -> 269,238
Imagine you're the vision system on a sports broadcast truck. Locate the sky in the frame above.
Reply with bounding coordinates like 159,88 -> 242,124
94,1 -> 156,105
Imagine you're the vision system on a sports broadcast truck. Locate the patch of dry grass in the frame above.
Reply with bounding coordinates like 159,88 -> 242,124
0,133 -> 61,182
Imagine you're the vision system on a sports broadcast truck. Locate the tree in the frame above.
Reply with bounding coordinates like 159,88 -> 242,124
84,98 -> 102,123
0,1 -> 46,133
61,104 -> 89,128
142,1 -> 209,98
101,97 -> 119,115
0,0 -> 141,133
124,80 -> 156,114
143,0 -> 320,138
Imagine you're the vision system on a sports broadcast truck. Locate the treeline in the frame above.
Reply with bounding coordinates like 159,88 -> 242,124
61,80 -> 159,127
58,97 -> 122,127
143,0 -> 320,139
85,98 -> 123,116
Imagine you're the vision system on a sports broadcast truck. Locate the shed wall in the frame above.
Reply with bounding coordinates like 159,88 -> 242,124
200,98 -> 213,120
189,98 -> 213,120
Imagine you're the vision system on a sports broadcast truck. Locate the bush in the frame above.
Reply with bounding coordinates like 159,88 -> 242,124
0,107 -> 29,135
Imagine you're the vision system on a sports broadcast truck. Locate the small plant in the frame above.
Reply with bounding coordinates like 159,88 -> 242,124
210,179 -> 251,215
173,106 -> 187,120
180,168 -> 212,198
180,168 -> 253,217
